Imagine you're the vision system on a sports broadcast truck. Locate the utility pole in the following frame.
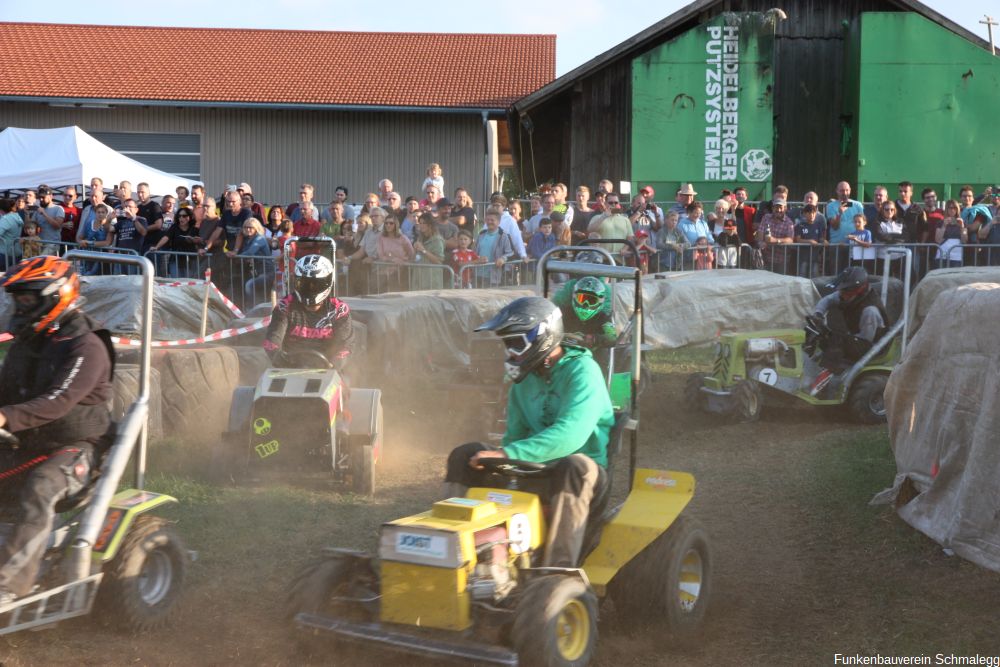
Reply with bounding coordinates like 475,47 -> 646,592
981,15 -> 998,55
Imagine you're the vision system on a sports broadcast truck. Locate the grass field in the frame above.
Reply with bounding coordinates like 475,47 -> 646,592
1,348 -> 998,665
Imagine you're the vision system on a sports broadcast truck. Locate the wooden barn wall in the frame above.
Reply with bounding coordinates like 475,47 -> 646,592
0,103 -> 486,205
567,59 -> 632,192
741,0 -> 895,198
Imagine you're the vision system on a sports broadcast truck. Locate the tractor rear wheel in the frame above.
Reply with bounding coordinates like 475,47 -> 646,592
609,515 -> 712,646
511,575 -> 597,667
349,440 -> 375,496
847,373 -> 889,424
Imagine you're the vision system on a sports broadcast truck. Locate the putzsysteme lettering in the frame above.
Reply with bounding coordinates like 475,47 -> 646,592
705,24 -> 740,181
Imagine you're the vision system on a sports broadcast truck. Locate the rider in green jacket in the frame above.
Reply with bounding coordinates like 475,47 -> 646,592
444,296 -> 614,568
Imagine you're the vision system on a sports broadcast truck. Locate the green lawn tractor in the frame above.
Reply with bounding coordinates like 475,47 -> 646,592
0,251 -> 187,634
688,249 -> 912,424
288,255 -> 712,666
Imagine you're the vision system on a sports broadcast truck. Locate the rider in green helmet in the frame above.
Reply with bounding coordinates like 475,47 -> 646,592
552,265 -> 617,349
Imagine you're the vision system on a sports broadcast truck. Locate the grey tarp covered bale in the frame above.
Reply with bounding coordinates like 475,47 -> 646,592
342,289 -> 534,383
612,270 -> 819,349
906,267 -> 1000,339
876,283 -> 1000,573
0,275 -> 236,340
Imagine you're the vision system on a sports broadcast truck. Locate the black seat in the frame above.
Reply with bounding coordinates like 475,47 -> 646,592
577,411 -> 631,564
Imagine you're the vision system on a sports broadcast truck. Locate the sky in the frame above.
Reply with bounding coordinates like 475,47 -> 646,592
0,0 -> 994,76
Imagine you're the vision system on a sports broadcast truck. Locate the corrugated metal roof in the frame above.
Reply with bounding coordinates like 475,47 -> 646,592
513,0 -> 987,111
0,22 -> 555,110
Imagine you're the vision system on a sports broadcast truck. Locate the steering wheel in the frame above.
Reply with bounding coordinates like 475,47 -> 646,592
274,349 -> 334,370
0,428 -> 20,450
479,457 -> 552,478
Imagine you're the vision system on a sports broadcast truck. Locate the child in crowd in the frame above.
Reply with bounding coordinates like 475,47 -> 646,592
847,213 -> 875,272
655,210 -> 686,270
693,236 -> 715,270
21,220 -> 42,258
716,219 -> 742,268
421,163 -> 444,196
527,218 -> 557,259
175,185 -> 191,208
451,228 -> 479,288
632,229 -> 657,274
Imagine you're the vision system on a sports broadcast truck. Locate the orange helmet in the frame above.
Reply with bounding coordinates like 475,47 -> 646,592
1,256 -> 80,336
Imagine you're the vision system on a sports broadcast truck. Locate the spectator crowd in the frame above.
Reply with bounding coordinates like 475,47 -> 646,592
3,167 -> 1000,311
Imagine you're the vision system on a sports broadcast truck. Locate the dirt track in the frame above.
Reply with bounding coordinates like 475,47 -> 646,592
2,369 -> 998,666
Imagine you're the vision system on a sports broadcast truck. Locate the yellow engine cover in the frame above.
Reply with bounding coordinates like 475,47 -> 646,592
377,489 -> 545,631
380,561 -> 470,630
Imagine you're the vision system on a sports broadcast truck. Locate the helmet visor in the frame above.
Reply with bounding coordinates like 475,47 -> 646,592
12,292 -> 41,311
574,291 -> 602,309
295,275 -> 332,304
502,331 -> 537,359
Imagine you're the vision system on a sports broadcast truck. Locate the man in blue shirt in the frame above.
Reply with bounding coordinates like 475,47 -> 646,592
824,181 -> 864,274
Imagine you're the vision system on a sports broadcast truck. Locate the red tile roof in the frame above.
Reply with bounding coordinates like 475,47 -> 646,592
0,22 -> 555,109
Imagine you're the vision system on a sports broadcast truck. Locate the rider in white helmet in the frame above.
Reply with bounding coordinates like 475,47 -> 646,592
262,254 -> 354,370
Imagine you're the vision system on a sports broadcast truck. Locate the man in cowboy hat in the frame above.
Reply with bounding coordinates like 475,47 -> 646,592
670,183 -> 698,217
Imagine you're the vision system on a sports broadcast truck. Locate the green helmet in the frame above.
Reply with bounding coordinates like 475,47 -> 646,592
572,276 -> 606,322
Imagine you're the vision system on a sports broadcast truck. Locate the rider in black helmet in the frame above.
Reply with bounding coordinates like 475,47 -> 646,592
810,266 -> 888,376
444,296 -> 615,568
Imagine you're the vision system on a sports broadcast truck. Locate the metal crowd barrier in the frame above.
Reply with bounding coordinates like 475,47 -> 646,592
367,260 -> 456,294
752,242 -> 1000,280
454,258 -> 535,289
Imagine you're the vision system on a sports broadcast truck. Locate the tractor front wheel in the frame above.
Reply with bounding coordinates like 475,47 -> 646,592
847,373 -> 889,424
98,516 -> 187,632
732,379 -> 762,422
684,373 -> 707,413
285,553 -> 377,656
511,575 -> 597,667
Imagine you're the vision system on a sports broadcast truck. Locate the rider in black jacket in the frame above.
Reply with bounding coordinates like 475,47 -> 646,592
0,257 -> 114,604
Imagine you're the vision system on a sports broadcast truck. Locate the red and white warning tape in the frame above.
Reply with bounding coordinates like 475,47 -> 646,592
155,279 -> 203,288
208,283 -> 245,319
110,316 -> 271,348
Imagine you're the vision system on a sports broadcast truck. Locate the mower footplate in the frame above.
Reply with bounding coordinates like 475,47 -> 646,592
296,612 -> 517,666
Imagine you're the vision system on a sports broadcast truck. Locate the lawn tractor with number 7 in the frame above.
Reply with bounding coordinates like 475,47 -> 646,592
687,249 -> 912,424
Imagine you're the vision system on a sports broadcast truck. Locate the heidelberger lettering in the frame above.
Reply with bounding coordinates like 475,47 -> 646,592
705,25 -> 740,180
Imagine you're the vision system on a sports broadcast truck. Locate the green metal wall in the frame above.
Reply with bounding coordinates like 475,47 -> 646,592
850,13 -> 1000,200
631,14 -> 775,201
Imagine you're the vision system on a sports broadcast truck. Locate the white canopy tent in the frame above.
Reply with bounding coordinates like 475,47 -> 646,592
0,126 -> 198,196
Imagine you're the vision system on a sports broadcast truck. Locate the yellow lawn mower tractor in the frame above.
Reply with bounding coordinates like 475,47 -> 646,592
287,258 -> 712,666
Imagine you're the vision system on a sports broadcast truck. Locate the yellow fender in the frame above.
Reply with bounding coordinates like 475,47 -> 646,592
582,468 -> 695,596
90,489 -> 179,562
